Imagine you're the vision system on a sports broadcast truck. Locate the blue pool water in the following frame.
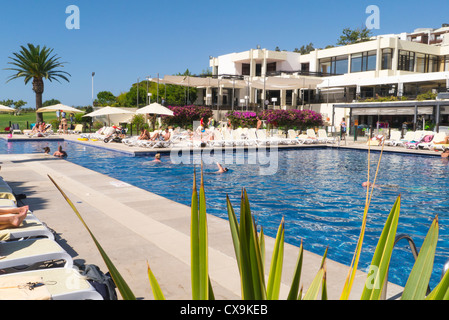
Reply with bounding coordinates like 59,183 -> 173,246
2,139 -> 449,290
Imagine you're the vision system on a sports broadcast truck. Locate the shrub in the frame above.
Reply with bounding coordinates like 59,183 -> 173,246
225,111 -> 258,128
162,105 -> 213,128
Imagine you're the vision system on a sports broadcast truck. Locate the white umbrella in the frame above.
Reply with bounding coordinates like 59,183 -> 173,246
0,105 -> 15,113
83,106 -> 134,117
83,106 -> 134,126
135,103 -> 174,116
36,104 -> 84,114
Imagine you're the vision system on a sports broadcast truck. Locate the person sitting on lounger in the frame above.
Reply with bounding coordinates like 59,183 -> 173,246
53,145 -> 67,158
138,129 -> 151,140
0,205 -> 29,230
161,128 -> 170,141
215,162 -> 228,173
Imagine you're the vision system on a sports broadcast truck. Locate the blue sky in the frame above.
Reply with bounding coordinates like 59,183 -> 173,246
0,0 -> 448,107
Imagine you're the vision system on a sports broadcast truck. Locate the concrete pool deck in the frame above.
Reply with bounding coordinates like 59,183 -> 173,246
0,134 -> 427,300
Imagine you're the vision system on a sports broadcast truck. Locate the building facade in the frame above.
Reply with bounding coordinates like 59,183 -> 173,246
205,25 -> 449,130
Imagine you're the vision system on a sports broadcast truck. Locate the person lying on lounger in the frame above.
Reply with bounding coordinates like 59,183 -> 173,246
0,205 -> 29,230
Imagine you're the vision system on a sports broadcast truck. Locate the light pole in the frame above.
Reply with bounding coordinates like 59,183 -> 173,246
137,77 -> 140,108
91,72 -> 95,108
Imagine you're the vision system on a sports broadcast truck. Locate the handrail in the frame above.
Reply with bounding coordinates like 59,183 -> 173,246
381,233 -> 431,300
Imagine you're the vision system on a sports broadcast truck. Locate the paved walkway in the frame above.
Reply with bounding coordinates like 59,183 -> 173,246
0,134 -> 418,300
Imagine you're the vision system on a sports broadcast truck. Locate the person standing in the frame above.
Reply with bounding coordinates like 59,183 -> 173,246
340,117 -> 347,140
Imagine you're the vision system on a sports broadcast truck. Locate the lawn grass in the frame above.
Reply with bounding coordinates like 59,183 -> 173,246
0,112 -> 58,131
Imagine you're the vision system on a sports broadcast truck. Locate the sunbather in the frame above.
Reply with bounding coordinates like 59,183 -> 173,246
138,129 -> 151,140
0,205 -> 29,230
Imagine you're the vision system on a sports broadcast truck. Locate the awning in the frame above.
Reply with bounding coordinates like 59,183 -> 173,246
351,106 -> 434,116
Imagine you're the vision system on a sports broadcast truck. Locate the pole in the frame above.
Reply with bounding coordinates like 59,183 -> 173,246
91,72 -> 95,107
137,77 -> 140,108
157,73 -> 159,104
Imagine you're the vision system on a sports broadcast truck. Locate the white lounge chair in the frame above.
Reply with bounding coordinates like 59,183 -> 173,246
256,129 -> 271,146
0,267 -> 103,300
0,211 -> 55,241
425,132 -> 449,150
0,238 -> 73,273
396,131 -> 415,147
209,130 -> 225,147
285,129 -> 300,145
306,129 -> 319,144
317,129 -> 335,144
384,131 -> 402,146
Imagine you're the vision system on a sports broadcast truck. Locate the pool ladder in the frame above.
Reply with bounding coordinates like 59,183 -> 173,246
381,233 -> 449,300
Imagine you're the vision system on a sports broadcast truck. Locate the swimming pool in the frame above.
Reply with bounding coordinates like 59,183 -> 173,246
2,139 -> 449,289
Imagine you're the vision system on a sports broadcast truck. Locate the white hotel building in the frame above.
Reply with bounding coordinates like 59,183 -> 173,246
202,25 -> 449,132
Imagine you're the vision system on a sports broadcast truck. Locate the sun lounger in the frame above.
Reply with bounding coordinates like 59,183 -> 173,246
384,131 -> 402,146
0,211 -> 55,241
405,133 -> 433,149
11,124 -> 21,134
231,129 -> 247,147
396,131 -> 415,147
420,132 -> 449,150
0,267 -> 103,300
317,129 -> 335,144
69,124 -> 83,134
208,130 -> 225,147
0,199 -> 16,208
0,238 -> 73,273
0,186 -> 16,203
306,129 -> 319,144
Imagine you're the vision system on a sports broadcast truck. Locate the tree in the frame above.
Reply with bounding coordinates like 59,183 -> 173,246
96,91 -> 117,106
337,27 -> 373,46
43,99 -> 61,107
293,43 -> 315,54
5,44 -> 71,122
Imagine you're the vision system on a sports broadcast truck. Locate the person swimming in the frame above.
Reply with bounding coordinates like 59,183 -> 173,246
215,162 -> 228,173
362,181 -> 399,189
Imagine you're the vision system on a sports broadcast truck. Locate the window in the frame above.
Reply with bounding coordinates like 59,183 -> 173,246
266,62 -> 276,73
381,49 -> 393,70
398,50 -> 415,72
242,63 -> 250,76
256,64 -> 262,76
416,53 -> 440,73
319,55 -> 348,75
351,51 -> 377,73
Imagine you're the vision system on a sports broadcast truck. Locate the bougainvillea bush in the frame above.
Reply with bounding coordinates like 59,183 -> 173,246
225,111 -> 258,128
259,109 -> 323,130
162,105 -> 213,128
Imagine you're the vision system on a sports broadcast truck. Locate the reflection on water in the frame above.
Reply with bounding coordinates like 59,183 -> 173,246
2,140 -> 449,288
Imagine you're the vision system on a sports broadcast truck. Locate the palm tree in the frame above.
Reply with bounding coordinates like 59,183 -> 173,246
5,44 -> 71,122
